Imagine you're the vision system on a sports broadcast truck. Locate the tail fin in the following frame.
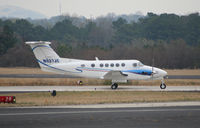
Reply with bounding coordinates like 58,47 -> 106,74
26,41 -> 61,69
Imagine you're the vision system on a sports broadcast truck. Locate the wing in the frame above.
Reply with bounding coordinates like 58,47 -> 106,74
103,71 -> 128,83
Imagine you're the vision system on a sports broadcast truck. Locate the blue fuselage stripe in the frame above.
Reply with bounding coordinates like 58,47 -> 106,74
123,70 -> 152,76
77,67 -> 152,76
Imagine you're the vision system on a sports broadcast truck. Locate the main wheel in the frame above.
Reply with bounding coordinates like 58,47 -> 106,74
160,83 -> 166,89
51,90 -> 57,96
111,83 -> 118,89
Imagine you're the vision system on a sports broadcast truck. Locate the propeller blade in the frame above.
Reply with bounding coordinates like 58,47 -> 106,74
151,56 -> 154,80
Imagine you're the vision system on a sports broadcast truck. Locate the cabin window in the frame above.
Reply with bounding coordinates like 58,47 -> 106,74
81,64 -> 85,67
133,63 -> 137,67
121,63 -> 125,67
110,63 -> 114,67
105,63 -> 109,67
100,63 -> 104,67
116,63 -> 119,67
91,64 -> 95,67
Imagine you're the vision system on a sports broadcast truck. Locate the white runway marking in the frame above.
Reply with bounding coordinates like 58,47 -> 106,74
0,85 -> 200,92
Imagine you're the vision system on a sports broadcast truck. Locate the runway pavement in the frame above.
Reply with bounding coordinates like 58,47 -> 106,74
0,85 -> 200,93
0,106 -> 200,128
0,74 -> 200,79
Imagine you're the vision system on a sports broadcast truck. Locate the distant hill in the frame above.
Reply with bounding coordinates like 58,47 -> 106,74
0,5 -> 46,19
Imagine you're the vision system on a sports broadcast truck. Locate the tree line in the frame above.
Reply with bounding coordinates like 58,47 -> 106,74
0,13 -> 200,68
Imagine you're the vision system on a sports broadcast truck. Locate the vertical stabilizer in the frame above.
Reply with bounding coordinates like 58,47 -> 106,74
26,41 -> 61,69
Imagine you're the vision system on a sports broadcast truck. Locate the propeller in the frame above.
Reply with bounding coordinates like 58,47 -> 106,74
151,56 -> 154,80
151,46 -> 155,80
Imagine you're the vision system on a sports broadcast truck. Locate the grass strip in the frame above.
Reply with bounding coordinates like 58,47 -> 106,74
1,91 -> 200,107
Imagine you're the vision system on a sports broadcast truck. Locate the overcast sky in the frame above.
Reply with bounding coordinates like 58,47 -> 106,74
1,0 -> 200,18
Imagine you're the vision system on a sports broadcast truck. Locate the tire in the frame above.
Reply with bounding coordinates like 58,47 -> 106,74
111,83 -> 118,89
51,90 -> 57,96
160,83 -> 166,89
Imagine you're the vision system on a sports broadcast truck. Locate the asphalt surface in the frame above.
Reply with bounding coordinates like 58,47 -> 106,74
0,74 -> 200,79
0,106 -> 200,128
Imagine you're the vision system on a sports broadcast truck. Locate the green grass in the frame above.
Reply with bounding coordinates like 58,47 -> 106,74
1,91 -> 200,107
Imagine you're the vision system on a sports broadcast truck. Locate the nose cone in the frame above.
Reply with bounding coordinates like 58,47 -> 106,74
152,67 -> 168,78
160,69 -> 168,77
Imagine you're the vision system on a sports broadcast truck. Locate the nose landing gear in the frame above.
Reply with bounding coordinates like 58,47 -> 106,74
111,83 -> 118,89
160,78 -> 166,89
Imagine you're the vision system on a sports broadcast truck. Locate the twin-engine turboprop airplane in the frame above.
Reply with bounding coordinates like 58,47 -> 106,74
26,41 -> 168,89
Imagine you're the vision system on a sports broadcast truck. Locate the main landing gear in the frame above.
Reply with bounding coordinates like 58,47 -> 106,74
111,83 -> 118,89
160,78 -> 166,89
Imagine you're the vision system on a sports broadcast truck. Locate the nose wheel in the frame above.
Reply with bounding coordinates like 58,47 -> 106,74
160,83 -> 166,89
160,78 -> 166,89
111,83 -> 118,89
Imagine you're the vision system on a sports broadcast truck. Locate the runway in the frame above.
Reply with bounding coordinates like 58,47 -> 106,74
0,85 -> 200,93
0,106 -> 200,128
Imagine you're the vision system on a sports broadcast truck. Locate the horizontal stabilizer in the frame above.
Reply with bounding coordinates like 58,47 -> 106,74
25,41 -> 51,45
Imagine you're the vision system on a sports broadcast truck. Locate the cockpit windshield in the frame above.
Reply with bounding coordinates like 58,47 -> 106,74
138,61 -> 144,67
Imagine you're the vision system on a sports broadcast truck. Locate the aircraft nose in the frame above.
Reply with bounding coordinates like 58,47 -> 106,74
160,70 -> 168,77
151,67 -> 168,78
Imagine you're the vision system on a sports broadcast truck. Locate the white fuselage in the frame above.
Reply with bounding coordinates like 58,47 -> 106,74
41,59 -> 167,81
25,41 -> 167,83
